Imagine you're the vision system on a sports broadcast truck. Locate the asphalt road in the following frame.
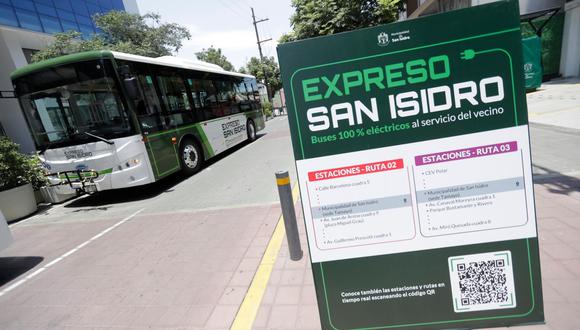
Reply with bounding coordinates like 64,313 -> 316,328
12,116 -> 296,227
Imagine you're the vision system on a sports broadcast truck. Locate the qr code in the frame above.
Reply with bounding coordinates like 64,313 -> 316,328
448,251 -> 516,312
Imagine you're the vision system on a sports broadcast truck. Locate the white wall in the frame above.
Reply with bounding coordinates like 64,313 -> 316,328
122,0 -> 140,14
560,0 -> 580,77
0,27 -> 53,153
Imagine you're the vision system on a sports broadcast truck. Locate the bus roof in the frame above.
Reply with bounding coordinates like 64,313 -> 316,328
11,50 -> 254,80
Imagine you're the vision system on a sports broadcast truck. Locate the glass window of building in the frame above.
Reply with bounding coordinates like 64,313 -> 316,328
70,1 -> 89,16
0,0 -> 125,35
15,9 -> 43,32
35,4 -> 58,17
86,3 -> 100,15
0,4 -> 18,27
34,0 -> 55,5
13,0 -> 35,11
78,24 -> 94,39
111,0 -> 124,10
98,0 -> 113,10
40,15 -> 63,34
60,19 -> 78,32
54,0 -> 73,11
56,9 -> 75,21
76,14 -> 92,26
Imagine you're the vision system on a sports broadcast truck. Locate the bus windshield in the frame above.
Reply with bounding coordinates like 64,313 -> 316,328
14,59 -> 135,150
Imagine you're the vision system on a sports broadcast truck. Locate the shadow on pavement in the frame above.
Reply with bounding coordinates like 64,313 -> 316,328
63,134 -> 266,207
0,257 -> 44,287
533,165 -> 580,196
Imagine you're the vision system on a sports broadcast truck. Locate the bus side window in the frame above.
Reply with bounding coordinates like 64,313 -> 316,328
244,78 -> 260,110
201,79 -> 219,120
186,78 -> 206,123
156,74 -> 194,127
186,78 -> 202,109
235,79 -> 252,112
136,74 -> 164,133
214,80 -> 239,115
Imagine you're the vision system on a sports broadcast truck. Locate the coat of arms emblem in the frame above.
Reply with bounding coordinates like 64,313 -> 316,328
377,32 -> 389,46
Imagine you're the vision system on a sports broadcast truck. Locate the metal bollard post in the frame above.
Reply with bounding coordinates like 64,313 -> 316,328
275,171 -> 303,261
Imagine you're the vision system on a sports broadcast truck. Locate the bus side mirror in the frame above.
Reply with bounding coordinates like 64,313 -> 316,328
123,77 -> 140,100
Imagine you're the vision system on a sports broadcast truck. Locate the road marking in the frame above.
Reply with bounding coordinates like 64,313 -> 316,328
0,208 -> 144,298
231,184 -> 300,330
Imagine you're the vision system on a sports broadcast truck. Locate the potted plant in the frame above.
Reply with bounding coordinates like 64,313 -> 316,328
0,137 -> 47,221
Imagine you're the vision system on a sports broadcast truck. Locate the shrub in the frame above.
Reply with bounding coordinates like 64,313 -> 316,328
262,101 -> 273,118
0,137 -> 47,191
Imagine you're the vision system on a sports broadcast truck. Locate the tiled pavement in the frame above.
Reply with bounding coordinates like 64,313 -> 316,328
2,171 -> 579,330
0,204 -> 282,329
1,168 -> 580,330
254,176 -> 580,330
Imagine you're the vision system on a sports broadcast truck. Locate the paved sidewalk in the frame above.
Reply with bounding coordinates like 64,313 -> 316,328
527,78 -> 580,130
256,176 -> 580,329
0,204 -> 281,329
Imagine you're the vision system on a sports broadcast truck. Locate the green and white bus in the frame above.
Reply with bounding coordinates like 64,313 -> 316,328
11,50 -> 265,197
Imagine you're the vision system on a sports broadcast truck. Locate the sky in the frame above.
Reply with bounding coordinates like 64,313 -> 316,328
137,0 -> 294,70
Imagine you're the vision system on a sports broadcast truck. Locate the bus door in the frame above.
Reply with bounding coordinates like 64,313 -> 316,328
133,72 -> 180,178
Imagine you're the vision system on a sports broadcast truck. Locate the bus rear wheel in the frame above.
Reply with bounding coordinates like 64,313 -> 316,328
179,138 -> 203,175
247,120 -> 256,141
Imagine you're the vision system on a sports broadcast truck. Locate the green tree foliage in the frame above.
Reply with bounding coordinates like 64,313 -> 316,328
0,137 -> 47,191
195,46 -> 235,71
243,56 -> 282,94
280,0 -> 403,42
32,11 -> 191,62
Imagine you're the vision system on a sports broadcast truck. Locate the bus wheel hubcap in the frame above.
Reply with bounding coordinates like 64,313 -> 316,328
183,145 -> 198,168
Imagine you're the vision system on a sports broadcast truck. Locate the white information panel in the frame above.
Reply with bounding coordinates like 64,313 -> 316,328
297,126 -> 537,263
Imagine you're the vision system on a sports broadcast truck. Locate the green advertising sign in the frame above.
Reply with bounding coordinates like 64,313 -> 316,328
277,1 -> 544,329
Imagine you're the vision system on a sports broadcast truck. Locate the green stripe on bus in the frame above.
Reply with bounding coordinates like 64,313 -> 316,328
57,167 -> 113,179
192,124 -> 215,158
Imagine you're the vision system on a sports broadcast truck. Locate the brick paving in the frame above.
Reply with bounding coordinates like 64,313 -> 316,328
0,204 -> 281,329
1,174 -> 579,330
256,176 -> 580,329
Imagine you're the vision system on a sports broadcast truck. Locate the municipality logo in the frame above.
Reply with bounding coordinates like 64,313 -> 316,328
377,32 -> 389,46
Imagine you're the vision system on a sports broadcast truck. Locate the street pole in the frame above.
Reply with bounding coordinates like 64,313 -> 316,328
251,7 -> 272,102
275,171 -> 303,261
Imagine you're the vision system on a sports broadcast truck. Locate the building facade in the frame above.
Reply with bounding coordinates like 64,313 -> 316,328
404,0 -> 579,79
0,0 -> 138,153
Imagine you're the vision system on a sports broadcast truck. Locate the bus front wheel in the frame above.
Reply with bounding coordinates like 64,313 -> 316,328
247,120 -> 256,141
179,138 -> 203,175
